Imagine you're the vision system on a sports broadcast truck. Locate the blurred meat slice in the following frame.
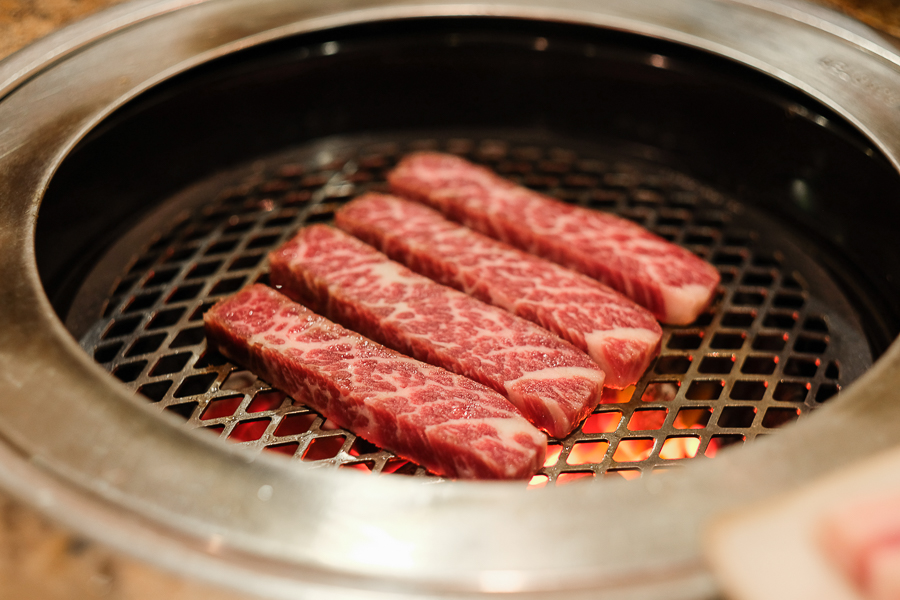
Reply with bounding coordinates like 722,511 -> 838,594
820,493 -> 900,600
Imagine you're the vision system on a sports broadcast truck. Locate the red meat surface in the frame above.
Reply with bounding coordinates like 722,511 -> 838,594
336,193 -> 662,388
388,151 -> 720,325
204,284 -> 546,479
269,225 -> 605,438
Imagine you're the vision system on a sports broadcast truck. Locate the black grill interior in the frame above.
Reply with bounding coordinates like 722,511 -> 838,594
32,16 -> 900,482
74,133 -> 872,483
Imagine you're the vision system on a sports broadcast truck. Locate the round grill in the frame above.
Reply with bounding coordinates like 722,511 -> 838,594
77,132 -> 872,484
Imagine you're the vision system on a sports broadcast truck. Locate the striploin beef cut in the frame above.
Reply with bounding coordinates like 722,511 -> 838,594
204,284 -> 546,479
336,192 -> 662,389
388,151 -> 720,325
269,225 -> 605,439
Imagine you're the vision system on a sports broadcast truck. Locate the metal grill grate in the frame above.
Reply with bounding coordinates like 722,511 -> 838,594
79,134 -> 868,485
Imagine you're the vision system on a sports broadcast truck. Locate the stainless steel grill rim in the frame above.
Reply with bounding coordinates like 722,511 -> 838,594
3,0 -> 900,598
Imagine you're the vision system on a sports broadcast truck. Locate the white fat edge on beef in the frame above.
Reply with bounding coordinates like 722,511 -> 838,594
583,326 -> 661,355
503,366 -> 604,428
428,416 -> 545,470
504,365 -> 604,388
660,282 -> 717,326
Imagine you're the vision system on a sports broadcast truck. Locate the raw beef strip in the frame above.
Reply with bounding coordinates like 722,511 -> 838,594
388,151 -> 721,325
269,225 -> 605,438
204,284 -> 545,480
336,193 -> 662,388
820,493 -> 900,599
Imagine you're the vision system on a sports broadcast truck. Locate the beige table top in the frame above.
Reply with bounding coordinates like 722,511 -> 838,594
1,0 -> 123,60
2,0 -> 900,62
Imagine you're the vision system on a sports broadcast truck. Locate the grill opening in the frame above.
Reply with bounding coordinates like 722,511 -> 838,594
74,132 -> 873,484
34,16 -> 900,484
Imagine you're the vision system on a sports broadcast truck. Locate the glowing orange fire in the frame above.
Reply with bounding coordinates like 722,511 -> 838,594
658,436 -> 701,460
525,381 -> 734,487
567,441 -> 610,465
582,411 -> 621,433
628,409 -> 667,430
600,385 -> 635,404
613,438 -> 654,462
674,407 -> 711,429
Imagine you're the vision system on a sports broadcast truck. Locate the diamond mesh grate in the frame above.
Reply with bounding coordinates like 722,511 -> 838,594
80,135 -> 864,485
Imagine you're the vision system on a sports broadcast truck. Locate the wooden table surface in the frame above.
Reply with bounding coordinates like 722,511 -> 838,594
817,0 -> 900,37
0,0 -> 123,60
2,0 -> 900,62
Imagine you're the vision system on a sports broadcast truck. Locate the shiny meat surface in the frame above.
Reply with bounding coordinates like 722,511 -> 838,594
336,193 -> 661,388
269,226 -> 605,438
388,151 -> 720,324
204,284 -> 546,479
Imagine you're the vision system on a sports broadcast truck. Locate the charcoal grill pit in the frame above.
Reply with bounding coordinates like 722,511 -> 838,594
4,0 -> 900,598
73,132 -> 872,483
